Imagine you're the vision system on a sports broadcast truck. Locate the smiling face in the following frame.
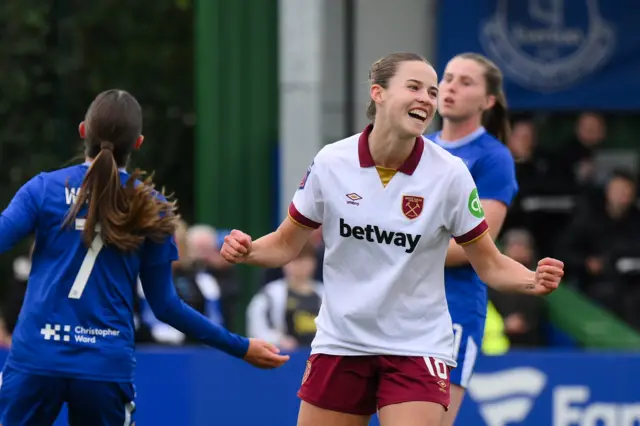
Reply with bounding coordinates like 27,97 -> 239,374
370,60 -> 438,138
438,57 -> 495,124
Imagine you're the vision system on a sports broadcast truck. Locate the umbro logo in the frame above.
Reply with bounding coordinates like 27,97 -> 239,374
346,193 -> 362,206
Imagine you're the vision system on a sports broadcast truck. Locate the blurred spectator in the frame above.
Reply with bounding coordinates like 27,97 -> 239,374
187,224 -> 240,329
504,118 -> 573,255
0,241 -> 34,347
481,301 -> 510,355
504,119 -> 549,229
555,112 -> 607,191
262,226 -> 325,285
490,229 -> 548,347
556,169 -> 640,313
138,221 -> 225,345
507,118 -> 556,191
246,242 -> 323,351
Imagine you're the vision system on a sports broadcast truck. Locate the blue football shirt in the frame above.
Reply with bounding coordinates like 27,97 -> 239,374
0,163 -> 248,382
428,127 -> 518,317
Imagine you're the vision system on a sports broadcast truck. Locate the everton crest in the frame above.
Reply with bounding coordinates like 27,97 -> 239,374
479,0 -> 615,92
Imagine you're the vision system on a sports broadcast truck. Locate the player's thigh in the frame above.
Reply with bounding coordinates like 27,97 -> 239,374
67,379 -> 136,426
297,401 -> 370,426
0,366 -> 65,426
378,401 -> 445,426
297,354 -> 377,419
377,356 -> 451,426
440,384 -> 465,426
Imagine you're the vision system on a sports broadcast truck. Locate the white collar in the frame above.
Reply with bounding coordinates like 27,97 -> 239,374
433,126 -> 486,149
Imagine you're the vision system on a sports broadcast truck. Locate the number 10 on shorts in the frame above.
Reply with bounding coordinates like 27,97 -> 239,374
423,357 -> 448,380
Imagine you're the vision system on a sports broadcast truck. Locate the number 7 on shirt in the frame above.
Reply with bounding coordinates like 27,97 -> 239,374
68,218 -> 104,299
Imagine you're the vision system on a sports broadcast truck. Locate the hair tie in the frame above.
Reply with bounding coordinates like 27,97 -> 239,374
101,141 -> 114,152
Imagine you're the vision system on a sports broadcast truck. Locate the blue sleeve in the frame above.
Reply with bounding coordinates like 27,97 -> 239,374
473,148 -> 519,206
0,175 -> 43,253
139,239 -> 249,358
205,299 -> 224,326
138,290 -> 163,328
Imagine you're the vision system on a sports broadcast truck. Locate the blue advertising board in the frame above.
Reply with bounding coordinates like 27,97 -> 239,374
454,350 -> 640,426
436,0 -> 640,110
1,348 -> 638,425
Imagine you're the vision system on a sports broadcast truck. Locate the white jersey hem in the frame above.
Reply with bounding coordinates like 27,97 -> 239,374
310,345 -> 458,368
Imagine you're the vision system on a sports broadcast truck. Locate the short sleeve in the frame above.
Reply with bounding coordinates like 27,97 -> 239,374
445,159 -> 489,245
474,148 -> 519,206
288,158 -> 323,229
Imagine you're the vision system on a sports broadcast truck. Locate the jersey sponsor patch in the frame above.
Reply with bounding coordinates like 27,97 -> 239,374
467,188 -> 484,219
299,161 -> 314,190
339,218 -> 421,254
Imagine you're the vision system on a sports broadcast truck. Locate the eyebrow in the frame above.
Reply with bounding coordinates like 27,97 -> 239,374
444,72 -> 476,83
407,79 -> 438,92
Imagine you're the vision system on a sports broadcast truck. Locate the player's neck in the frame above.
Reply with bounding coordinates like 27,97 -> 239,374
369,122 -> 415,169
84,156 -> 128,172
440,119 -> 482,142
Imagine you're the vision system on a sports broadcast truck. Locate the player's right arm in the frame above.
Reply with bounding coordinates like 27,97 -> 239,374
222,157 -> 323,268
139,237 -> 290,369
0,175 -> 43,253
223,217 -> 315,268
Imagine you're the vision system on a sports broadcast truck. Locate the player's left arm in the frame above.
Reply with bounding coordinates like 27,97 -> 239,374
0,175 -> 43,253
462,234 -> 563,295
445,159 -> 562,295
445,149 -> 518,267
445,200 -> 507,267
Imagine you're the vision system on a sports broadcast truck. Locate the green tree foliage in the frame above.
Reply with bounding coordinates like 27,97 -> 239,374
0,0 -> 195,287
0,0 -> 195,221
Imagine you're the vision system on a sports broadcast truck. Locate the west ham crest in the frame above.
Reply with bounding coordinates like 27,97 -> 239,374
301,359 -> 312,385
402,195 -> 424,220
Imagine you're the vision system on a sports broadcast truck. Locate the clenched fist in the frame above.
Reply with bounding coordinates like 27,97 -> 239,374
532,257 -> 564,295
220,229 -> 252,264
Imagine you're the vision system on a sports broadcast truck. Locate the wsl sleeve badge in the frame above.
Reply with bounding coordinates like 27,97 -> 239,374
299,161 -> 314,190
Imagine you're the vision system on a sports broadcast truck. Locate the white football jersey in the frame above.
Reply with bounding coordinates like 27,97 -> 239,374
289,125 -> 488,366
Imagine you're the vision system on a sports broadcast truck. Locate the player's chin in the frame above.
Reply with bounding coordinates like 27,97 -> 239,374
403,116 -> 429,136
438,109 -> 463,122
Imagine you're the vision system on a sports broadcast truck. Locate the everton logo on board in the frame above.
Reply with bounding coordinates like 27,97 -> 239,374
479,0 -> 615,92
